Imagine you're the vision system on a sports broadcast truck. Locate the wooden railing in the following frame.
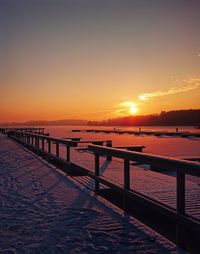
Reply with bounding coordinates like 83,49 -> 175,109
87,144 -> 200,246
5,130 -> 200,248
88,144 -> 200,206
7,130 -> 112,162
0,127 -> 45,134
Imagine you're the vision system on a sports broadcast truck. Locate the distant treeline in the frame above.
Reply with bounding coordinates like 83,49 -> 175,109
1,119 -> 87,126
87,109 -> 200,126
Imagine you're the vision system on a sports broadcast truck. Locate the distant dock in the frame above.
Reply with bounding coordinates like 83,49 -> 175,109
72,128 -> 200,138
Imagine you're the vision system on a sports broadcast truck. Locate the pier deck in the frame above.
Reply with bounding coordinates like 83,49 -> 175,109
0,134 -> 180,253
2,129 -> 200,252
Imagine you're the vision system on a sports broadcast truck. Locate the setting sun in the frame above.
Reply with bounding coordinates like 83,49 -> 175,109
129,106 -> 138,114
117,101 -> 138,116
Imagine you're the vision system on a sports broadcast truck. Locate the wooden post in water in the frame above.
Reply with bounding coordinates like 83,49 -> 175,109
106,140 -> 112,160
95,154 -> 100,193
176,170 -> 185,247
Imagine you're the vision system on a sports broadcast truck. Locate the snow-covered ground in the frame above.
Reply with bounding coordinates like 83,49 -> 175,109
0,134 -> 183,253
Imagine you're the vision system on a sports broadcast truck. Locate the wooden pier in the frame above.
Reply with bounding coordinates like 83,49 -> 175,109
3,128 -> 200,252
0,134 -> 183,254
72,128 -> 200,138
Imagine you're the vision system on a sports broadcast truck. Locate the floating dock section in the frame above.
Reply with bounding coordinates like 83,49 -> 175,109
72,129 -> 200,138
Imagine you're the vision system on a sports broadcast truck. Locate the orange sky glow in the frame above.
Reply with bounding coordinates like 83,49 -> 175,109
0,1 -> 200,123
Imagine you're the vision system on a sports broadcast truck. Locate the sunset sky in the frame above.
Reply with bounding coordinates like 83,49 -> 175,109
0,0 -> 200,122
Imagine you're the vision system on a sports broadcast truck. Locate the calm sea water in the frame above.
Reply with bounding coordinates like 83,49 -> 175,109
44,125 -> 200,158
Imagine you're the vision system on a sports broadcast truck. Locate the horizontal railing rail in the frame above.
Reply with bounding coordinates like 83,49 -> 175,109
88,145 -> 200,176
0,127 -> 45,134
8,130 -> 76,145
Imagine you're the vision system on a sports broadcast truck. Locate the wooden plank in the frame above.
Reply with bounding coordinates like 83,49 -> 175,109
115,145 -> 145,152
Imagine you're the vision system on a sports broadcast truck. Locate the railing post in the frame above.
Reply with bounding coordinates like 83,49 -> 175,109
176,170 -> 186,247
106,140 -> 112,160
95,153 -> 100,193
66,146 -> 70,162
124,159 -> 130,189
42,138 -> 45,150
56,142 -> 59,157
124,159 -> 130,212
177,170 -> 185,214
48,140 -> 51,154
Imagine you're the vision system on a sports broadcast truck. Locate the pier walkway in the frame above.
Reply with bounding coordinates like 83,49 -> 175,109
0,134 -> 181,253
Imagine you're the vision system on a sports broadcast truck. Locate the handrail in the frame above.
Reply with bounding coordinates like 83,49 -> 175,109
88,143 -> 200,247
8,130 -> 76,146
7,130 -> 112,162
88,145 -> 200,177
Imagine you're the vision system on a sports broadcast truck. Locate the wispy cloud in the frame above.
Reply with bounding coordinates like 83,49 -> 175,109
119,101 -> 137,108
138,78 -> 200,101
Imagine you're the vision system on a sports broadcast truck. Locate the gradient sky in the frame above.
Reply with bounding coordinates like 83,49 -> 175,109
0,0 -> 200,122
